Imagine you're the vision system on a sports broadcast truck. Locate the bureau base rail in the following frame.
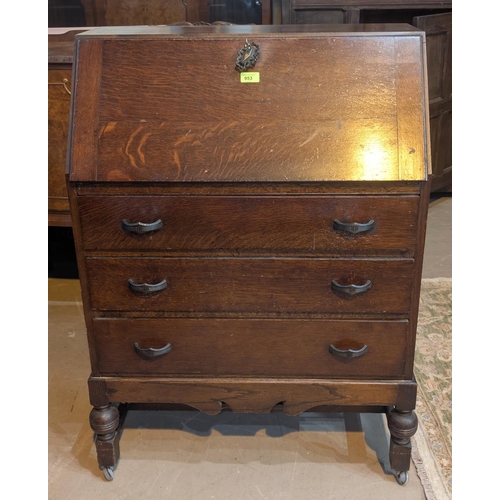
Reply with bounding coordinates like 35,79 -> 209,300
89,376 -> 417,414
88,376 -> 417,483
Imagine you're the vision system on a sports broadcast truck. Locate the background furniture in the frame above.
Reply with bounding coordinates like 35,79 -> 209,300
414,11 -> 451,192
52,0 -> 273,26
67,24 -> 430,483
277,0 -> 452,192
48,29 -> 87,227
48,29 -> 88,277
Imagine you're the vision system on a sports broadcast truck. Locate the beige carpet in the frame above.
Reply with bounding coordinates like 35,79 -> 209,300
412,278 -> 452,500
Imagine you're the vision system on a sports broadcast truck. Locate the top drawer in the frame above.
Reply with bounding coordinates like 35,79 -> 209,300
78,195 -> 419,256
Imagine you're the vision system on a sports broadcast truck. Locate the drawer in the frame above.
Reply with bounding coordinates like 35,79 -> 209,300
93,318 -> 409,378
86,257 -> 414,314
78,195 -> 419,256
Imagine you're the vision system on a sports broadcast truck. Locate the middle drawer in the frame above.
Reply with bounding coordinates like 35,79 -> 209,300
86,257 -> 414,314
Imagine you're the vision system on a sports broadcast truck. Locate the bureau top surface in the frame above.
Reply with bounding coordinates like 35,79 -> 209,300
76,24 -> 422,38
68,25 -> 430,183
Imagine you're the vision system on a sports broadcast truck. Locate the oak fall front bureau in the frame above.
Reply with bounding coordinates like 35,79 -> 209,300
67,24 -> 431,484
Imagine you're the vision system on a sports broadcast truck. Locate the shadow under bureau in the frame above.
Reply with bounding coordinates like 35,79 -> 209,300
67,24 -> 431,484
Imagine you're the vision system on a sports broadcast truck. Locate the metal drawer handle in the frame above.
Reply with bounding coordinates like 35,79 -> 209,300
134,342 -> 171,359
331,280 -> 371,296
329,343 -> 368,359
48,78 -> 71,95
333,219 -> 375,234
121,219 -> 163,234
128,279 -> 167,295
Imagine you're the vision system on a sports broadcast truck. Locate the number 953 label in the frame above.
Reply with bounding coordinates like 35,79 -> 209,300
240,72 -> 260,83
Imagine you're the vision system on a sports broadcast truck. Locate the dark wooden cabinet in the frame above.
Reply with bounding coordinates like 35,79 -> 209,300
414,11 -> 451,191
67,25 -> 430,484
279,0 -> 451,24
50,0 -> 273,26
48,62 -> 72,226
48,31 -> 86,226
278,0 -> 452,192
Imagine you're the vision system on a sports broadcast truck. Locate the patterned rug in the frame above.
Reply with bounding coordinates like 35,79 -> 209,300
412,278 -> 452,500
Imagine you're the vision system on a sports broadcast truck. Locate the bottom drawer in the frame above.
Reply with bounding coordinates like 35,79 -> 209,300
93,318 -> 409,378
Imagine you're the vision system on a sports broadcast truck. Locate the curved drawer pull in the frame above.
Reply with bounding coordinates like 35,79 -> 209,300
134,342 -> 172,359
48,78 -> 71,95
128,279 -> 167,295
329,343 -> 368,359
121,219 -> 163,234
331,280 -> 371,296
333,219 -> 375,234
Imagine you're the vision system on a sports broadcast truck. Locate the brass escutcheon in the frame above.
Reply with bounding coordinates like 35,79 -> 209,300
235,39 -> 260,72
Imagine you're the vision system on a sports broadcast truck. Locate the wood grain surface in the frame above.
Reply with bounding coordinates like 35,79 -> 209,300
96,376 -> 418,414
85,257 -> 414,314
93,317 -> 409,377
48,69 -> 72,213
68,28 -> 427,182
78,195 -> 419,256
94,35 -> 412,182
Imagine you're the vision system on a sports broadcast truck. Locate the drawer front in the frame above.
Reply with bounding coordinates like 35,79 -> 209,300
93,318 -> 409,378
78,195 -> 419,257
86,258 -> 414,314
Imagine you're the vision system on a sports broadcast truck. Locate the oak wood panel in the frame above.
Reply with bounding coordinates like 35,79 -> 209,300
67,185 -> 102,371
48,69 -> 72,216
97,376 -> 417,414
402,179 -> 430,375
97,36 -> 399,117
395,35 -> 429,180
93,318 -> 408,378
78,195 -> 419,256
68,39 -> 103,182
79,34 -> 427,183
98,37 -> 399,126
85,257 -> 414,314
96,119 -> 401,183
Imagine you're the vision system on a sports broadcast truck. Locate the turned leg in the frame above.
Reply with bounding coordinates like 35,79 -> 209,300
386,407 -> 418,485
89,405 -> 121,480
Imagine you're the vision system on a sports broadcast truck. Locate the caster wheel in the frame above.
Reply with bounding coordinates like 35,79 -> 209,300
103,467 -> 114,481
395,470 -> 409,486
